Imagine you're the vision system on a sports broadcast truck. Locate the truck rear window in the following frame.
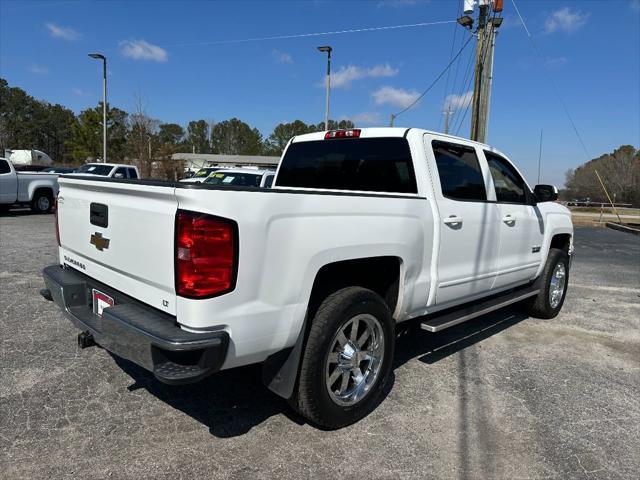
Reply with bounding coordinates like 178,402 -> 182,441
276,138 -> 417,194
205,172 -> 261,187
75,164 -> 114,176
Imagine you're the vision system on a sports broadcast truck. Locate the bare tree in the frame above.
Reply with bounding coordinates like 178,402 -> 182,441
565,146 -> 640,205
127,94 -> 159,178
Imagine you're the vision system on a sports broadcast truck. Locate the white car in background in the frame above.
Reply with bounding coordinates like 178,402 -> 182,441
73,163 -> 140,179
203,168 -> 276,188
179,167 -> 219,183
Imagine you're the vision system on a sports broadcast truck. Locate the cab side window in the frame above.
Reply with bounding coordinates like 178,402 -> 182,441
0,160 -> 11,174
114,167 -> 127,178
264,175 -> 274,188
432,140 -> 487,201
485,151 -> 527,203
127,168 -> 138,179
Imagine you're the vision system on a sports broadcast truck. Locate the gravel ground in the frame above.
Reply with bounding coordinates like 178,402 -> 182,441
1,212 -> 639,479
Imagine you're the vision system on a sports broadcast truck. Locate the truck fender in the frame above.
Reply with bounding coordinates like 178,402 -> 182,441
27,181 -> 56,202
262,314 -> 308,399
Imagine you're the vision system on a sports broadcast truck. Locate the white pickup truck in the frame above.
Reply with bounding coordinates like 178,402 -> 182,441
42,128 -> 573,428
0,157 -> 59,213
74,163 -> 140,179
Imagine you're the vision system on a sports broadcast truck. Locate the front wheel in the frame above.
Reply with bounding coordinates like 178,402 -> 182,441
524,248 -> 570,319
292,287 -> 395,429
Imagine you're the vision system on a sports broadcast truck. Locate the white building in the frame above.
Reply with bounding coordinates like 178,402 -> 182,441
171,153 -> 280,173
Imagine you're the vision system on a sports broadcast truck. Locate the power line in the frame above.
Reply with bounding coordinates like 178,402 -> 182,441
449,43 -> 476,131
439,0 -> 464,130
392,33 -> 474,121
162,20 -> 457,48
510,0 -> 592,159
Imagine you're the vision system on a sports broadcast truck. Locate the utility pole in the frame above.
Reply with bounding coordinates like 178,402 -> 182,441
317,46 -> 332,130
88,53 -> 108,162
443,107 -> 453,134
537,130 -> 543,184
467,0 -> 503,143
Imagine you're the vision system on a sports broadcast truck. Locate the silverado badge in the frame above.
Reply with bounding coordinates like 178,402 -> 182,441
90,232 -> 110,251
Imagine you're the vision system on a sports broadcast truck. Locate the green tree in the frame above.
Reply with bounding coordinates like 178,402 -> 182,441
311,119 -> 355,132
0,78 -> 75,162
186,120 -> 210,154
210,118 -> 263,155
158,123 -> 185,146
69,103 -> 128,162
265,120 -> 313,155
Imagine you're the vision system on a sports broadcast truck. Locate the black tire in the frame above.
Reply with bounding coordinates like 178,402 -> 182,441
524,248 -> 570,319
31,190 -> 53,214
292,286 -> 394,429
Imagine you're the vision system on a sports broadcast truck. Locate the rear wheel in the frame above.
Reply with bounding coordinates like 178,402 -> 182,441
292,286 -> 394,429
524,248 -> 569,319
31,190 -> 53,214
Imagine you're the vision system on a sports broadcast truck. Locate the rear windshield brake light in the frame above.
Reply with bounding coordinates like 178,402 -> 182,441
324,129 -> 361,139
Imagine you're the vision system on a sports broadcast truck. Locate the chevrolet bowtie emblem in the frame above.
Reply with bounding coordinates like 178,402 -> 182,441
90,232 -> 110,251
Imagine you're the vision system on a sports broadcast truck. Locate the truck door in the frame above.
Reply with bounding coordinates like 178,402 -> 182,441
426,138 -> 500,306
0,159 -> 17,204
483,151 -> 543,290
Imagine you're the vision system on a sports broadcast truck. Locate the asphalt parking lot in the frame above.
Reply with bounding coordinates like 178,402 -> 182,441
1,212 -> 639,479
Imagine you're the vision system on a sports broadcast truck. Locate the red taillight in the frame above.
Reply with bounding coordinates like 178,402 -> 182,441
175,210 -> 237,298
324,129 -> 361,139
54,196 -> 60,246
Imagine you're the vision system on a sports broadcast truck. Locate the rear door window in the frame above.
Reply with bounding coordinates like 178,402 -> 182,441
276,137 -> 417,194
264,174 -> 274,188
127,168 -> 138,179
431,140 -> 487,201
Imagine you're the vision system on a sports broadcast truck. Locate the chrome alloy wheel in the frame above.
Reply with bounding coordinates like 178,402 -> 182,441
37,196 -> 50,212
324,313 -> 385,406
549,262 -> 567,309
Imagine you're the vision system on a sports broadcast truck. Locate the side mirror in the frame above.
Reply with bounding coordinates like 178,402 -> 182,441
114,173 -> 125,179
534,184 -> 558,202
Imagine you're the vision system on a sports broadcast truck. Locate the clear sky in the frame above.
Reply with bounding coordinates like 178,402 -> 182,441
1,0 -> 639,185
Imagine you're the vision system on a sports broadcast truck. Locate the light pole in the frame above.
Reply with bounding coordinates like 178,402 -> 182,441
317,46 -> 332,131
88,53 -> 107,163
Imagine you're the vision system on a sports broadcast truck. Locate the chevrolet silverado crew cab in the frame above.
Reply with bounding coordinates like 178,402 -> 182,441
41,128 -> 573,429
0,157 -> 59,213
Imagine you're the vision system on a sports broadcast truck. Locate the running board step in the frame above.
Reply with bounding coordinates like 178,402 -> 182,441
420,287 -> 539,333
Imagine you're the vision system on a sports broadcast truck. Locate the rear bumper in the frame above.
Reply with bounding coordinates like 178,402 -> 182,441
42,264 -> 229,385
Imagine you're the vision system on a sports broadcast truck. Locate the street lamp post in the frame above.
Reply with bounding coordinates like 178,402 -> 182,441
88,53 -> 107,163
317,46 -> 332,131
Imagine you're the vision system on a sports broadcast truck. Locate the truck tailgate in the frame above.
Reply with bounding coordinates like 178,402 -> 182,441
57,177 -> 178,315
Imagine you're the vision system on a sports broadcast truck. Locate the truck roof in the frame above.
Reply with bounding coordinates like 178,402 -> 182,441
291,127 -> 493,149
83,162 -> 137,168
213,167 -> 275,175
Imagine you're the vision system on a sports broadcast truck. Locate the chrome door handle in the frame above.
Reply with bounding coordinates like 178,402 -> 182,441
502,214 -> 516,225
443,215 -> 463,225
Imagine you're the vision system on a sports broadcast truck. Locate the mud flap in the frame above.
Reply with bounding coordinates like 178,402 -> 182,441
262,316 -> 308,399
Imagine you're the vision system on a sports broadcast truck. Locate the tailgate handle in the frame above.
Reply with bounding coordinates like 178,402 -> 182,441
90,203 -> 109,228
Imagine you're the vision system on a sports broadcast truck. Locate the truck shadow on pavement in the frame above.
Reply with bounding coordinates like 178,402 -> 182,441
113,307 -> 528,438
0,207 -> 41,217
